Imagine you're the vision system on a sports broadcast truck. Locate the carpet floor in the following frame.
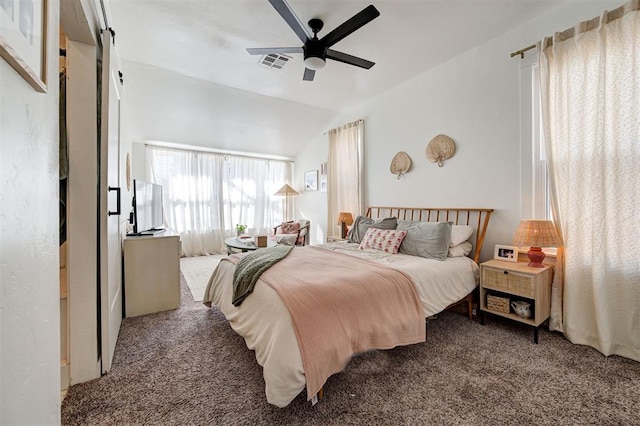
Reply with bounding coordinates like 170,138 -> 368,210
61,275 -> 640,425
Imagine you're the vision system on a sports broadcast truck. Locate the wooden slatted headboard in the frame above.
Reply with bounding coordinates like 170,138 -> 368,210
365,207 -> 494,264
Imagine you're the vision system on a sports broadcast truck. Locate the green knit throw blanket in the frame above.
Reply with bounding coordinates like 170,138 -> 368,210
232,245 -> 294,306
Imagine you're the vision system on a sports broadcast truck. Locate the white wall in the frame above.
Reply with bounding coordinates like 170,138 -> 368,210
121,61 -> 337,159
0,1 -> 61,423
293,142 -> 328,244
295,0 -> 623,259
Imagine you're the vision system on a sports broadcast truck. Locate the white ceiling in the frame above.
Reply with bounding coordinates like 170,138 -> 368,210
108,0 -> 565,157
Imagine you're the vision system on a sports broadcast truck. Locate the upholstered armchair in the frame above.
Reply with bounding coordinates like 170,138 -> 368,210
273,219 -> 310,246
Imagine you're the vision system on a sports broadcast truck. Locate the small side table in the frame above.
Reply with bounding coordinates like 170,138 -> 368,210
224,237 -> 275,255
479,259 -> 553,343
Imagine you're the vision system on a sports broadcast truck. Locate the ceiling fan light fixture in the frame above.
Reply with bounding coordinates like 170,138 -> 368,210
303,56 -> 326,70
246,1 -> 380,81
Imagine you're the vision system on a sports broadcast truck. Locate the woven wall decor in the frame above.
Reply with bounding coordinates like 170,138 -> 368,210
426,134 -> 456,167
390,151 -> 412,179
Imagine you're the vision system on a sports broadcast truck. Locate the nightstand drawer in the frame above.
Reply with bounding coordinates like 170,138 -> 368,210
482,267 -> 534,298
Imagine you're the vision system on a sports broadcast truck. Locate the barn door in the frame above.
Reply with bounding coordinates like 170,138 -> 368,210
99,28 -> 124,373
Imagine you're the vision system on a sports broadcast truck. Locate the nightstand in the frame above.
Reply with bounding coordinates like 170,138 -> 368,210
479,259 -> 553,343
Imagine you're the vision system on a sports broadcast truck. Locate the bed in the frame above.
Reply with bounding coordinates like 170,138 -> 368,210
203,207 -> 493,407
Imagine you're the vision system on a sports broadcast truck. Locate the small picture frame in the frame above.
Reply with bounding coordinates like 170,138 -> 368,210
304,170 -> 318,191
494,245 -> 518,262
319,175 -> 327,193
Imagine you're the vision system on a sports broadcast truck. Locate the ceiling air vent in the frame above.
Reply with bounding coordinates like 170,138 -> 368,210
259,53 -> 291,70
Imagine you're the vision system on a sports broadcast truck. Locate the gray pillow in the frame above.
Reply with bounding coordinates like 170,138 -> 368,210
396,220 -> 452,260
347,216 -> 398,243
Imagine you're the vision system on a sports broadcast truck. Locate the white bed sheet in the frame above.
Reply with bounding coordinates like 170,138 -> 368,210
202,243 -> 479,407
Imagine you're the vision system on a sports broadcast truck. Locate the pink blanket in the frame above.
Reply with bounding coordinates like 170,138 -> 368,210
257,246 -> 425,400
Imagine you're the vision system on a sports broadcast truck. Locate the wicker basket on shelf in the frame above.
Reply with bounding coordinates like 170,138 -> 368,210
487,294 -> 510,313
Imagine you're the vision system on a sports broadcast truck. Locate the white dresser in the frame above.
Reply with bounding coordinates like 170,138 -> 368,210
123,232 -> 181,317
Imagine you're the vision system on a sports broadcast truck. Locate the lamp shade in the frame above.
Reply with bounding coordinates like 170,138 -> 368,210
337,212 -> 354,226
512,220 -> 561,247
274,184 -> 300,197
512,220 -> 561,267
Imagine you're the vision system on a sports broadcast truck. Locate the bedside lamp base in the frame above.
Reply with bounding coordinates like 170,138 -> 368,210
341,222 -> 348,239
527,247 -> 546,267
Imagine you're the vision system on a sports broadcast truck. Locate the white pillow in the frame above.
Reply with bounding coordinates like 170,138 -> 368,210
448,241 -> 473,257
450,225 -> 474,246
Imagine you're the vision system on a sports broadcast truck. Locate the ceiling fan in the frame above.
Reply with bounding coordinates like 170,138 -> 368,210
246,0 -> 380,81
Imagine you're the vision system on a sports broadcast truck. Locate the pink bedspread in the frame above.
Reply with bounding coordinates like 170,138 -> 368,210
256,246 -> 425,399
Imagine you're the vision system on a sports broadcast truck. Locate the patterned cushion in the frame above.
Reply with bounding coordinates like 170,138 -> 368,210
279,222 -> 301,234
358,228 -> 407,254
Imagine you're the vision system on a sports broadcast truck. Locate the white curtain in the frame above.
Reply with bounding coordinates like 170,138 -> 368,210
538,1 -> 640,361
223,156 -> 289,236
327,120 -> 364,237
147,146 -> 291,257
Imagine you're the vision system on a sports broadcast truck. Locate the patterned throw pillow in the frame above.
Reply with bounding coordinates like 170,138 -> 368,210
358,228 -> 407,254
279,222 -> 301,234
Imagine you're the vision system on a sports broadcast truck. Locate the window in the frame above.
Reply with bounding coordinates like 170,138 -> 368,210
520,52 -> 550,220
147,146 -> 291,256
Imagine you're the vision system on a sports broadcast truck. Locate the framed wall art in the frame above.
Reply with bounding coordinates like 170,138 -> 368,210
304,170 -> 318,191
0,0 -> 48,92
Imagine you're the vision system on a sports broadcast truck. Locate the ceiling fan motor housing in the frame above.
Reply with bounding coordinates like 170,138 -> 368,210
304,18 -> 327,69
247,0 -> 380,80
303,38 -> 327,61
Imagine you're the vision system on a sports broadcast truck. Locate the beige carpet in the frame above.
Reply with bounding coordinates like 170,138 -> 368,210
61,277 -> 640,425
180,254 -> 225,301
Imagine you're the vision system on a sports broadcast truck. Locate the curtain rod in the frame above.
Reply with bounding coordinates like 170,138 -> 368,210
510,0 -> 639,59
322,118 -> 365,135
510,43 -> 536,59
144,141 -> 294,162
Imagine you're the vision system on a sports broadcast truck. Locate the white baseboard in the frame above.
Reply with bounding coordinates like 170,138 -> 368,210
61,361 -> 70,399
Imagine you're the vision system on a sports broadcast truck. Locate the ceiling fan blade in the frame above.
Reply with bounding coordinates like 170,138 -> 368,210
320,5 -> 380,48
303,68 -> 315,81
246,47 -> 303,55
326,49 -> 375,69
267,0 -> 311,43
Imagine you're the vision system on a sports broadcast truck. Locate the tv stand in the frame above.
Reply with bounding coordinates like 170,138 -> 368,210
123,232 -> 180,317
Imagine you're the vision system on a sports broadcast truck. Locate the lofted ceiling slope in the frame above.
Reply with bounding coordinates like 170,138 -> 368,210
109,0 -> 566,157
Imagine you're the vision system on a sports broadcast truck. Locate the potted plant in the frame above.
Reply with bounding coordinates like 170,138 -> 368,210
235,224 -> 247,237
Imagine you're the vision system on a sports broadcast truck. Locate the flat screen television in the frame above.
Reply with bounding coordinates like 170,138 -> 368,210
132,179 -> 164,235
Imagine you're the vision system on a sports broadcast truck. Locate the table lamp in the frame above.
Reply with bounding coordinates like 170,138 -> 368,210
337,212 -> 354,239
512,220 -> 561,267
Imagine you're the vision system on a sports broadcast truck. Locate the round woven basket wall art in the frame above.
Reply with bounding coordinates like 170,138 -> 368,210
426,134 -> 456,167
390,151 -> 412,179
